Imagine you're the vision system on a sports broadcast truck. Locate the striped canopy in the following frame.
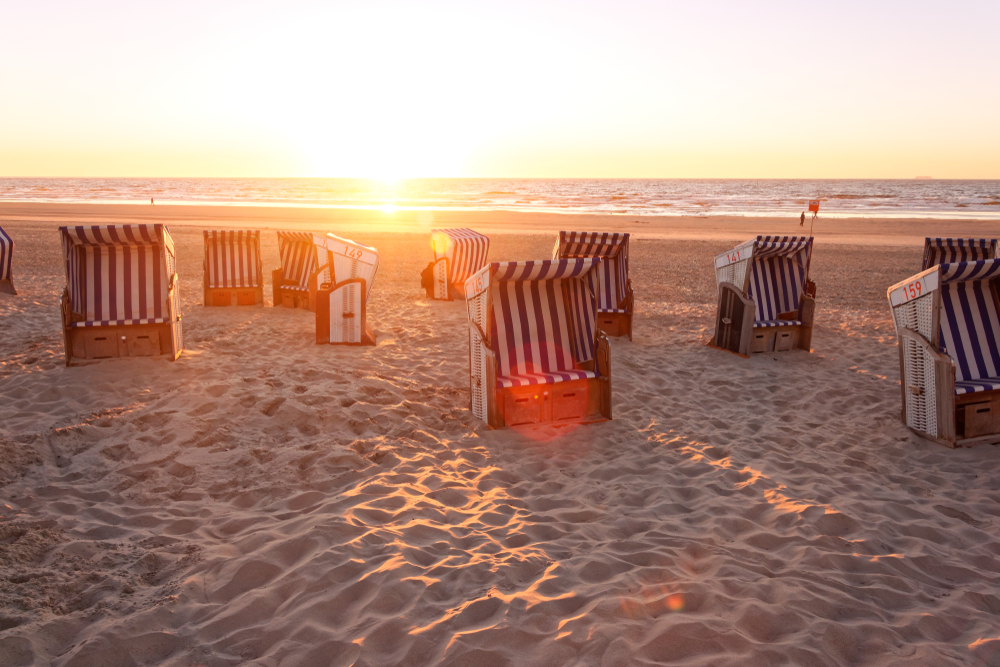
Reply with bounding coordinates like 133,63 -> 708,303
204,230 -> 262,288
0,225 -> 13,294
313,233 -> 379,297
554,232 -> 629,312
471,258 -> 601,387
431,228 -> 490,288
923,238 -> 998,271
60,224 -> 174,326
746,236 -> 812,325
277,231 -> 318,290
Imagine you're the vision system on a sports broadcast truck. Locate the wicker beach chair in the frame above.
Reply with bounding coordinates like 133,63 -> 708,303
711,236 -> 816,356
314,233 -> 379,346
59,224 -> 182,364
273,231 -> 319,310
922,238 -> 999,270
554,231 -> 633,339
422,228 -> 490,301
203,230 -> 263,306
0,225 -> 15,295
464,258 -> 612,429
888,258 -> 1000,447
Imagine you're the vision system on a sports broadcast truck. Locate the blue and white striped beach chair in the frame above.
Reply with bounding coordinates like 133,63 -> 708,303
273,231 -> 320,310
59,224 -> 182,364
888,258 -> 1000,447
464,258 -> 612,428
203,230 -> 263,306
711,236 -> 816,356
423,228 -> 490,301
0,225 -> 15,295
922,238 -> 998,271
554,231 -> 633,339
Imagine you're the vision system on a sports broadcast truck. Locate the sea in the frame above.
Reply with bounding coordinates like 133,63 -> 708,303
2,178 -> 999,219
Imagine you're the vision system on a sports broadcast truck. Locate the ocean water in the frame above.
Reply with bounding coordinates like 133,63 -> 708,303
1,178 -> 999,218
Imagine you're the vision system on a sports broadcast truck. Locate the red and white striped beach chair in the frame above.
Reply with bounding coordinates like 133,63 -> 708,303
59,224 -> 182,364
711,236 -> 816,356
203,230 -> 263,306
314,233 -> 379,346
0,225 -> 15,295
889,258 -> 1000,447
554,231 -> 633,339
273,231 -> 319,310
465,258 -> 612,429
922,238 -> 998,271
422,228 -> 490,300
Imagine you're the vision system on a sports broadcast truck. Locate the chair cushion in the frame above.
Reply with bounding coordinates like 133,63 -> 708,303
754,319 -> 803,328
282,285 -> 310,292
497,369 -> 597,389
69,317 -> 170,328
955,378 -> 1000,395
598,308 -> 629,314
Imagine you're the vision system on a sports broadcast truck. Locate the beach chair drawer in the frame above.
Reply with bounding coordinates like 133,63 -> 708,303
212,290 -> 232,306
281,293 -> 296,308
598,316 -> 621,337
959,399 -> 1000,439
236,290 -> 257,305
774,329 -> 798,351
82,331 -> 119,359
552,385 -> 588,421
121,330 -> 161,357
750,331 -> 774,353
504,391 -> 546,426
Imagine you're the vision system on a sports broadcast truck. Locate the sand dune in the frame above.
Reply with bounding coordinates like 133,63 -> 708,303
2,217 -> 1000,666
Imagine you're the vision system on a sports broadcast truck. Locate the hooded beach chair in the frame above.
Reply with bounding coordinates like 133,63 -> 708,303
711,236 -> 816,356
0,225 -> 15,295
464,258 -> 612,429
273,231 -> 319,310
203,230 -> 263,306
314,233 -> 379,345
59,224 -> 182,364
554,231 -> 633,339
422,228 -> 490,300
888,258 -> 1000,447
922,238 -> 998,271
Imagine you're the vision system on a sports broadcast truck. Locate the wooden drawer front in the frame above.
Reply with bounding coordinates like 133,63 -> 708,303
122,331 -> 161,357
962,401 -> 999,438
552,386 -> 588,421
598,316 -> 620,337
750,331 -> 773,353
212,291 -> 232,306
281,293 -> 296,308
774,329 -> 798,351
84,332 -> 119,359
236,290 -> 257,305
504,392 -> 546,426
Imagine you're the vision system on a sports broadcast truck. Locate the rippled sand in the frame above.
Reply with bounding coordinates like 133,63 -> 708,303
2,216 -> 1000,666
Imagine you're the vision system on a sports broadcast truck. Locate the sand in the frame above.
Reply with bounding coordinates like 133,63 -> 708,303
2,206 -> 1000,666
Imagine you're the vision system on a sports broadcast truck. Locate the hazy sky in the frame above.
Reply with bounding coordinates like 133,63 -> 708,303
2,0 -> 998,178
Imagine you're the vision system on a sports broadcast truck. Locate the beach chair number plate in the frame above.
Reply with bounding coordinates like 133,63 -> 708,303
891,274 -> 936,306
345,246 -> 365,260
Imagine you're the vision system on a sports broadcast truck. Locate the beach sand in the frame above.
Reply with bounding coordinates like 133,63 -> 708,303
2,206 -> 1000,666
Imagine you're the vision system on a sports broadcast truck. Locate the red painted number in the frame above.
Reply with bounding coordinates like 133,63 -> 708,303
727,251 -> 741,264
904,280 -> 923,301
345,246 -> 363,260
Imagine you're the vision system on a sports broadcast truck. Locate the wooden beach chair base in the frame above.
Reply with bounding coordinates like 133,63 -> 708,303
63,322 -> 180,365
711,283 -> 815,356
204,286 -> 263,307
0,279 -> 15,296
273,269 -> 314,311
596,311 -> 632,340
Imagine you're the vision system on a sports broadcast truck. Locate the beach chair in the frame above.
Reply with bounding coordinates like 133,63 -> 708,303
0,225 -> 14,295
711,236 -> 816,356
314,233 -> 379,345
465,258 -> 612,429
273,232 -> 319,310
922,238 -> 998,270
888,258 -> 1000,447
203,230 -> 263,306
59,224 -> 182,364
422,228 -> 490,300
554,231 -> 633,339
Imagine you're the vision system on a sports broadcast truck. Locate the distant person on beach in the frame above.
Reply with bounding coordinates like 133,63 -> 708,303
800,211 -> 805,226
151,198 -> 154,205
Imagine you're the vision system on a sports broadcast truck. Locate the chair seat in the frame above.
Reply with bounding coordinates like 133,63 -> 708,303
955,378 -> 1000,395
497,369 -> 597,389
208,282 -> 261,289
282,285 -> 310,292
69,317 -> 170,328
755,319 -> 803,328
598,308 -> 629,314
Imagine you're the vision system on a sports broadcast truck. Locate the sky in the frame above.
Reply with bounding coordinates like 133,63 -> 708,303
1,0 -> 998,179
